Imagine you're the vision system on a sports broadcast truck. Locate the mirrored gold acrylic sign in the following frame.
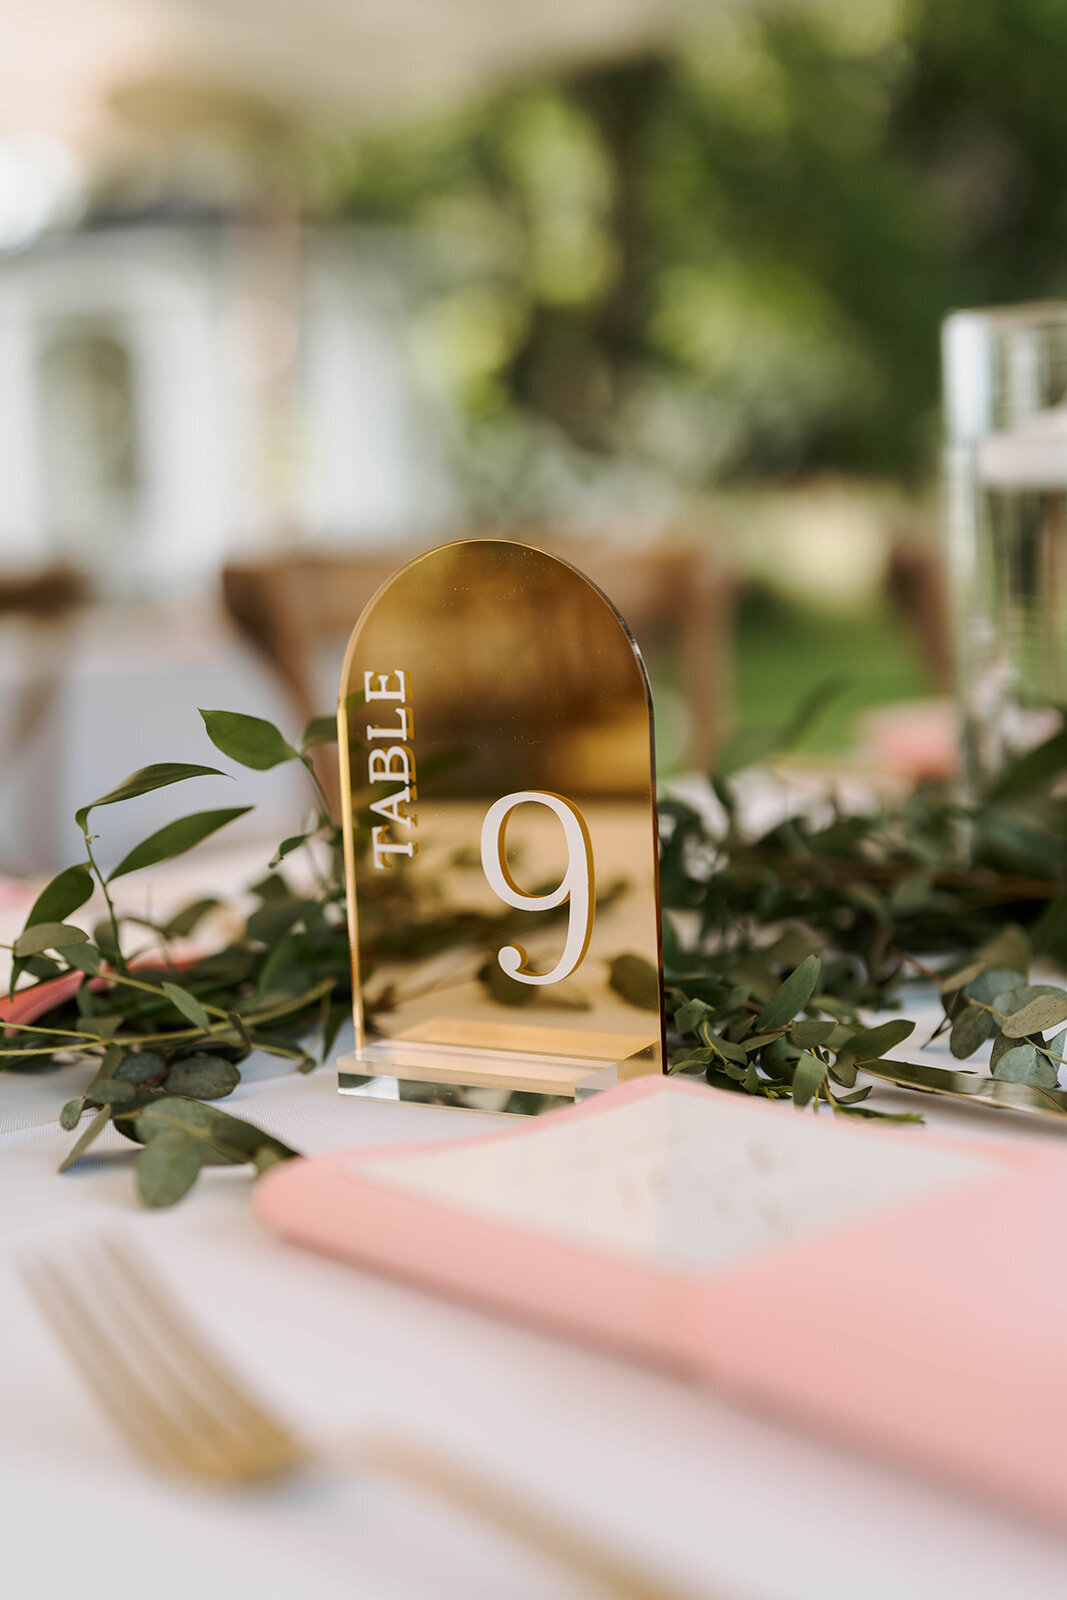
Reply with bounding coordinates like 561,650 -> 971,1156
337,538 -> 665,1114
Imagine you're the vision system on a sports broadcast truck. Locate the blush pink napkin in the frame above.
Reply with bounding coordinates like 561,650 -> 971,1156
255,1075 -> 1067,1530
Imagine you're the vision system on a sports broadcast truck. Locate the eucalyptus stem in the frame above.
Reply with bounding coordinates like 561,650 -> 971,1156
300,754 -> 334,827
0,1045 -> 95,1058
0,1019 -> 113,1043
81,830 -> 128,974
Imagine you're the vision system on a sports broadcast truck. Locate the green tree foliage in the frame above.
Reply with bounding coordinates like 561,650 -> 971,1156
329,0 -> 1067,486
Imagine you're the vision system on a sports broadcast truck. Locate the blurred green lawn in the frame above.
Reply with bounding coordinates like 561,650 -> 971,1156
733,589 -> 933,756
650,586 -> 935,772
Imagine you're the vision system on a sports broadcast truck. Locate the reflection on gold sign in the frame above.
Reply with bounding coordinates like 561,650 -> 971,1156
337,539 -> 665,1115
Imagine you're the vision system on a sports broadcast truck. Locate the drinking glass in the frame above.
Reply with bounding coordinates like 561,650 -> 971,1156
943,303 -> 1067,789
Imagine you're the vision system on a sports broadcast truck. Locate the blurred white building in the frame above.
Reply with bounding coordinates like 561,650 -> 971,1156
0,217 -> 453,594
0,216 -> 459,871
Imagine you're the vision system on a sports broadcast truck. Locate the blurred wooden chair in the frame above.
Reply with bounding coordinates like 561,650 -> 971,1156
0,564 -> 87,753
222,552 -> 400,728
222,538 -> 732,807
530,535 -> 732,771
0,564 -> 87,873
884,541 -> 955,690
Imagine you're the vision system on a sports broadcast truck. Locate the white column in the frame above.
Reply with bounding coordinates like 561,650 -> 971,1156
0,294 -> 46,566
126,294 -> 230,593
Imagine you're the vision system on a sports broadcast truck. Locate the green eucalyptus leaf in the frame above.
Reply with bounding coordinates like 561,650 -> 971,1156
710,1034 -> 747,1065
58,1104 -> 112,1172
829,1057 -> 859,1088
938,960 -> 986,995
992,1043 -> 1059,1089
16,955 -> 62,982
743,1031 -> 787,1052
842,1018 -> 915,1061
975,924 -> 1032,976
833,1085 -> 873,1105
949,1005 -> 993,1058
790,1018 -> 836,1049
13,922 -> 89,958
988,727 -> 1067,802
59,1099 -> 83,1131
250,872 -> 292,903
991,984 -> 1065,1018
85,1079 -> 137,1107
319,1003 -> 349,1063
754,955 -> 821,1032
792,1050 -> 828,1107
226,1012 -> 252,1049
974,810 -> 1064,878
165,1054 -> 241,1099
23,864 -> 94,931
200,709 -> 298,770
888,872 -> 932,914
270,833 -> 311,868
163,899 -> 221,939
136,1131 -> 205,1208
94,1041 -> 124,1078
121,1096 -> 298,1169
246,897 -> 319,945
846,882 -> 889,924
834,1105 -> 923,1123
765,927 -> 822,969
673,997 -> 711,1035
75,764 -> 224,832
963,969 -> 1027,1008
989,1031 -> 1013,1072
253,928 -> 307,1003
109,807 -> 253,881
92,919 -> 121,961
160,982 -> 213,1031
670,1050 -> 713,1074
1000,994 -> 1067,1039
301,715 -> 338,751
63,942 -> 102,975
114,1051 -> 167,1086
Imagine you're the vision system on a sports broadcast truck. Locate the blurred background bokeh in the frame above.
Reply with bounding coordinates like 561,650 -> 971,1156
3,0 -> 1065,871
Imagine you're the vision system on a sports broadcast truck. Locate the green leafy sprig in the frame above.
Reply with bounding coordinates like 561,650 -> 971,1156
4,695 -> 1067,1206
1,710 -> 352,1205
659,701 -> 1067,1116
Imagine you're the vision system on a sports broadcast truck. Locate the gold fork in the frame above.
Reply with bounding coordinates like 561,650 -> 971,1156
23,1240 -> 709,1600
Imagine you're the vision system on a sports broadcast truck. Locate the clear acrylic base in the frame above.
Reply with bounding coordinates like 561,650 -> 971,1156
338,1030 -> 655,1116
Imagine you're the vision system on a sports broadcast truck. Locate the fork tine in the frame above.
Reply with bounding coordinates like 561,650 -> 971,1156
25,1249 -> 284,1482
99,1241 -> 300,1469
86,1247 -> 263,1479
23,1259 -> 204,1476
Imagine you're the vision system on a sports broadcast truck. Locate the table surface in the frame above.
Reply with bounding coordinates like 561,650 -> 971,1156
3,839 -> 1067,1600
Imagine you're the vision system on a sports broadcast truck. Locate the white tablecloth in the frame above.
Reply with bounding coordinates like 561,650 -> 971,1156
3,1006 -> 1067,1600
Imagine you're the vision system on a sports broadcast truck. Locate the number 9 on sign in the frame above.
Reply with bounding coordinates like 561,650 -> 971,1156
479,791 -> 595,986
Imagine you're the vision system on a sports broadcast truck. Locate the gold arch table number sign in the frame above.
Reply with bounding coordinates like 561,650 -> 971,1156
337,539 -> 665,1115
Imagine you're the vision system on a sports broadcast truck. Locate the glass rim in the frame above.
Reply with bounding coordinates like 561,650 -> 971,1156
944,300 -> 1067,327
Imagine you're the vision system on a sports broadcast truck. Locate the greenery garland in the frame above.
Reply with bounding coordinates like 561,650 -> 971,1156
3,699 -> 1066,1206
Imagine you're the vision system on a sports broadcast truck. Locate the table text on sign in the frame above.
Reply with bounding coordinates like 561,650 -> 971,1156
363,669 -> 418,869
